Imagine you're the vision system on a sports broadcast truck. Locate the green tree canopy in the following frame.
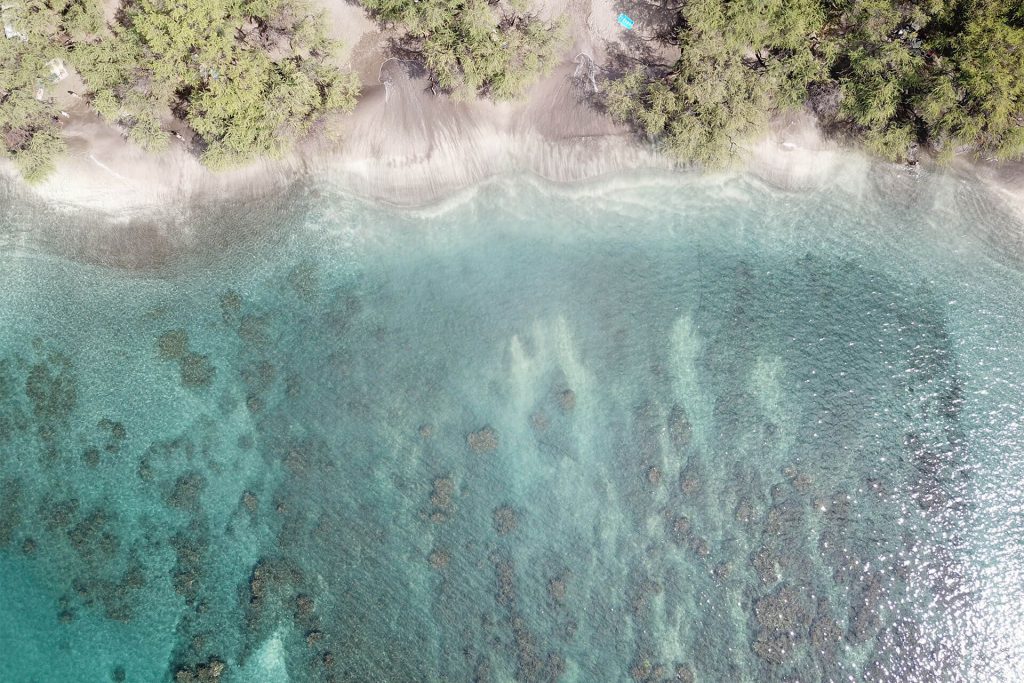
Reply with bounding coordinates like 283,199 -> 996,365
606,0 -> 828,166
361,0 -> 564,100
606,0 -> 1024,164
71,0 -> 361,166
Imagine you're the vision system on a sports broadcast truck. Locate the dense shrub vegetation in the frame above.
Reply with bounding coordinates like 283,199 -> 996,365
2,0 -> 360,179
606,0 -> 1024,165
359,0 -> 563,100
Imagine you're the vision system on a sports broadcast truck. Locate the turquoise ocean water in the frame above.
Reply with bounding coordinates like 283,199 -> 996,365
1,168 -> 1024,682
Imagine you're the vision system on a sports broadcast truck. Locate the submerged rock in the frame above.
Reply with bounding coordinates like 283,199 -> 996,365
467,426 -> 498,453
220,290 -> 242,324
167,472 -> 206,511
493,505 -> 518,536
180,352 -> 216,389
82,446 -> 101,467
429,475 -> 455,523
26,355 -> 77,420
241,490 -> 258,514
558,389 -> 576,412
0,478 -> 23,547
157,329 -> 189,361
428,548 -> 450,570
547,575 -> 568,605
678,467 -> 701,495
752,584 -> 813,664
646,466 -> 662,487
735,498 -> 755,524
667,404 -> 692,450
674,664 -> 695,683
752,546 -> 779,585
668,515 -> 691,545
173,657 -> 225,683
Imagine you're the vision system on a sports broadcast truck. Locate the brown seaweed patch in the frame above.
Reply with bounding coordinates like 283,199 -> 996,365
811,615 -> 843,653
82,446 -> 101,467
241,361 -> 276,393
173,657 -> 225,683
68,509 -> 119,561
287,262 -> 319,299
97,418 -> 127,452
493,556 -> 516,609
241,490 -> 258,514
295,594 -> 315,619
180,352 -> 216,389
678,466 -> 701,495
646,466 -> 662,487
668,515 -> 691,545
428,476 -> 455,522
493,505 -> 518,536
629,653 -> 666,682
467,426 -> 498,453
735,498 -> 755,524
157,330 -> 189,361
667,404 -> 692,451
752,546 -> 779,585
41,496 -> 78,532
238,314 -> 268,346
220,290 -> 242,324
558,389 -> 576,412
752,584 -> 812,664
674,664 -> 695,683
782,465 -> 813,492
547,574 -> 568,606
170,532 -> 205,605
168,472 -> 206,511
428,547 -> 450,570
26,354 -> 77,420
0,478 -> 23,546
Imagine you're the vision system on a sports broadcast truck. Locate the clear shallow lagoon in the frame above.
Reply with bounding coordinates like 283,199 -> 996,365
2,169 -> 1024,682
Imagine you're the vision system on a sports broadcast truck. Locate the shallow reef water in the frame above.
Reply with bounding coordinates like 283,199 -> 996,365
1,169 -> 1024,682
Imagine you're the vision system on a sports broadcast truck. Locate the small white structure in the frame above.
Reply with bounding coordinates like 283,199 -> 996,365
46,58 -> 69,83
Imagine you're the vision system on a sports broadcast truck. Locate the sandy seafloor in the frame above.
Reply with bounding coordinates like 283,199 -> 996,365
2,161 -> 1024,683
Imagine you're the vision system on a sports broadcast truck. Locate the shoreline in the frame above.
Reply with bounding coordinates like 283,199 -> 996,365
0,0 -> 871,217
3,0 -> 1024,223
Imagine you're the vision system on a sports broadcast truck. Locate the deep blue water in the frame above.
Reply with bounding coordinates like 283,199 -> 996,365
1,169 -> 1024,682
